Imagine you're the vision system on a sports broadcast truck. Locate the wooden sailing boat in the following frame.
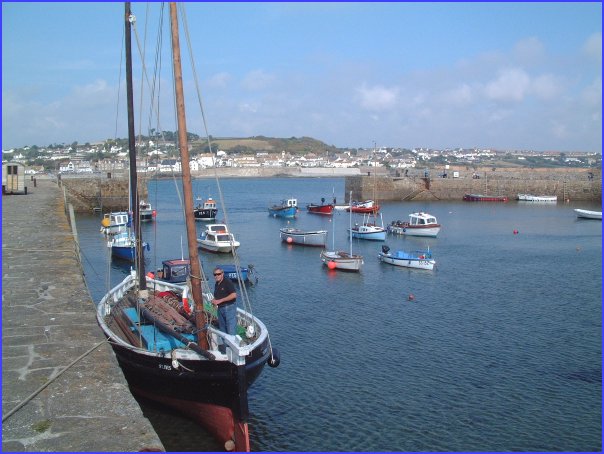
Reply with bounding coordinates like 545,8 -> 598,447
96,3 -> 279,451
320,191 -> 364,271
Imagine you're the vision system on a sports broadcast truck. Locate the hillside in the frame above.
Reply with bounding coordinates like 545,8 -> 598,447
194,136 -> 342,155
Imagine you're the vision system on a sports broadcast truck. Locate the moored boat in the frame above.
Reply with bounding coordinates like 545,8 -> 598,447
280,227 -> 327,246
194,197 -> 218,221
100,211 -> 129,234
96,5 -> 279,451
574,209 -> 602,220
378,245 -> 436,270
268,198 -> 298,218
388,212 -> 441,237
139,200 -> 156,221
307,197 -> 334,215
320,191 -> 363,272
346,200 -> 380,214
463,193 -> 509,202
517,194 -> 557,202
197,224 -> 241,253
348,212 -> 386,241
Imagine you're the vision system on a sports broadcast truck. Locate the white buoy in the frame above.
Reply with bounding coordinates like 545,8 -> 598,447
225,440 -> 235,451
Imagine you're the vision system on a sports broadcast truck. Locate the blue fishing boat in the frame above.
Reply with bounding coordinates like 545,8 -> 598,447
268,198 -> 298,218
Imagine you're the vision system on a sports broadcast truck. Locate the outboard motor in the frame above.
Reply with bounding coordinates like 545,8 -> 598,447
381,245 -> 390,254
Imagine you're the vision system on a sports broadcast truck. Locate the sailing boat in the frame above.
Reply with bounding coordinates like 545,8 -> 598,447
320,191 -> 364,271
348,149 -> 386,241
96,4 -> 279,451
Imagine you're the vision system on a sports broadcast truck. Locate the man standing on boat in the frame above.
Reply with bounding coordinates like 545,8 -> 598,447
211,267 -> 237,337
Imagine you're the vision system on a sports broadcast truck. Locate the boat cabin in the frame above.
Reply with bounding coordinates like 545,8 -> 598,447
206,223 -> 229,233
284,198 -> 297,207
101,211 -> 130,232
159,259 -> 190,283
410,212 -> 438,226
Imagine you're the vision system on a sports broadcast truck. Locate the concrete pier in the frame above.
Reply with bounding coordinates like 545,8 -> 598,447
2,178 -> 164,451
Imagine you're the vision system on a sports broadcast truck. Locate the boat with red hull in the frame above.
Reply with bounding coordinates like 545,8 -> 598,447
307,198 -> 334,215
96,5 -> 279,452
463,193 -> 509,202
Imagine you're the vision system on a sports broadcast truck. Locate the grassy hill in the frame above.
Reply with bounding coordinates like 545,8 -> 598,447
193,136 -> 341,155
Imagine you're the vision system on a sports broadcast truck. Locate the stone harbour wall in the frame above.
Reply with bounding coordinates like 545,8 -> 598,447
346,167 -> 602,202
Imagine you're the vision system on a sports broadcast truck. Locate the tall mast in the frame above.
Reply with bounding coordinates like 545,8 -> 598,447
125,2 -> 145,289
169,2 -> 209,349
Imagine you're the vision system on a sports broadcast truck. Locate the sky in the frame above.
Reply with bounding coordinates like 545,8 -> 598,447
2,2 -> 602,153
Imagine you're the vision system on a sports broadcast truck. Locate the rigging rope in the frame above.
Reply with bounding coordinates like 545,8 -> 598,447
179,4 -> 255,319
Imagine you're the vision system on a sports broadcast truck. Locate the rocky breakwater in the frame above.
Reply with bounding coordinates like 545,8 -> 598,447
346,167 -> 601,202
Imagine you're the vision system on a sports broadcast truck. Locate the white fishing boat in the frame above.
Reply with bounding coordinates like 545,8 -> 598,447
517,194 -> 557,203
388,212 -> 441,237
574,209 -> 602,220
280,228 -> 327,246
197,223 -> 241,253
348,212 -> 386,241
378,245 -> 436,270
100,211 -> 129,235
139,200 -> 155,220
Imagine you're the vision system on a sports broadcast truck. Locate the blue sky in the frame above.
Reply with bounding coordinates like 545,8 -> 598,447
2,2 -> 601,152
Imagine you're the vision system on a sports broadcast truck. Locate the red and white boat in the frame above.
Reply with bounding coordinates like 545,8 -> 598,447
388,212 -> 441,237
307,198 -> 334,215
348,200 -> 380,213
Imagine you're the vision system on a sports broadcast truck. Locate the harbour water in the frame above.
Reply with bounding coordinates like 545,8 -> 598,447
76,177 -> 601,452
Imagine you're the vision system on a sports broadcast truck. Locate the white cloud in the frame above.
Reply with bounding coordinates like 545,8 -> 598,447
356,84 -> 399,111
513,37 -> 545,63
581,76 -> 602,106
241,70 -> 275,91
206,72 -> 231,88
531,74 -> 562,100
484,68 -> 531,102
442,84 -> 473,106
582,32 -> 602,61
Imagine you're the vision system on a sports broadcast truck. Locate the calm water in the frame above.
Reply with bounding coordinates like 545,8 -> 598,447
76,177 -> 602,452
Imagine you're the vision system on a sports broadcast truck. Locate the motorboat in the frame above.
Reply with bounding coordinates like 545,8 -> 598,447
388,212 -> 441,237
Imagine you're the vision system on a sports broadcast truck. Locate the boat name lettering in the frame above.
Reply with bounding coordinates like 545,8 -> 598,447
159,364 -> 172,370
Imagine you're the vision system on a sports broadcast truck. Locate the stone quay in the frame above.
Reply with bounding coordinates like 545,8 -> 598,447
2,178 -> 164,451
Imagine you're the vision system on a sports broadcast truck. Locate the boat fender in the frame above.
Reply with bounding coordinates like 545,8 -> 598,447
182,288 -> 192,315
268,347 -> 281,368
402,228 -> 406,233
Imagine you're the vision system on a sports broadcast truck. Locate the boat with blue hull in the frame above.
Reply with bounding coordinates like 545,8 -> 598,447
268,198 -> 298,218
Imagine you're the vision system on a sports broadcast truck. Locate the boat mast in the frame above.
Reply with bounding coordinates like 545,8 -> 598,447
349,190 -> 353,256
125,2 -> 145,289
169,2 -> 210,349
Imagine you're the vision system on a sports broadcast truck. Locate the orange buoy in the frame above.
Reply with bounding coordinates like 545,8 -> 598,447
513,229 -> 519,235
286,237 -> 293,243
327,261 -> 336,270
408,293 -> 415,301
